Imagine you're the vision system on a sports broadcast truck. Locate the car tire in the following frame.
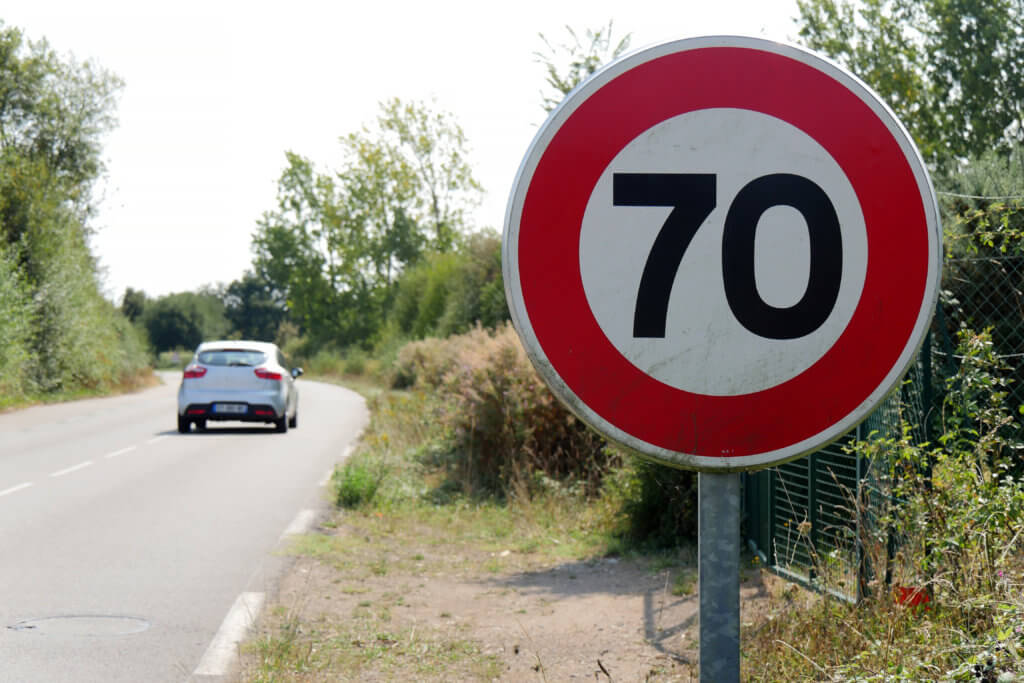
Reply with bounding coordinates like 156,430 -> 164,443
177,415 -> 189,434
288,411 -> 297,429
275,416 -> 288,433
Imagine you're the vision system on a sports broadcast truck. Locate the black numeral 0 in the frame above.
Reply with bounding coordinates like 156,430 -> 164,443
613,172 -> 843,340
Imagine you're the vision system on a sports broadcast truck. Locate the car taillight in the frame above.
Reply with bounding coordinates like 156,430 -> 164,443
254,367 -> 282,381
183,365 -> 207,379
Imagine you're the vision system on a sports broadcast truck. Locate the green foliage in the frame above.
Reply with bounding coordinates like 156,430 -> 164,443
0,240 -> 34,402
615,457 -> 698,549
795,0 -> 1024,166
936,149 -> 1024,420
141,289 -> 229,352
334,455 -> 386,509
940,148 -> 1024,256
251,99 -> 482,350
866,333 -> 1024,598
373,98 -> 483,252
222,270 -> 286,342
0,22 -> 148,399
383,230 -> 508,346
747,329 -> 1024,681
120,287 -> 146,322
534,21 -> 632,113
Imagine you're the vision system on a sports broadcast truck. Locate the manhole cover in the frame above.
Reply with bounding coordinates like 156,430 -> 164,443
8,615 -> 150,636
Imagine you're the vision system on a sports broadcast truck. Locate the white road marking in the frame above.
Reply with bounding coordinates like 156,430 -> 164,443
146,435 -> 168,445
282,509 -> 318,537
318,469 -> 334,487
49,461 -> 94,478
319,444 -> 355,487
192,591 -> 266,677
0,482 -> 33,498
104,445 -> 137,459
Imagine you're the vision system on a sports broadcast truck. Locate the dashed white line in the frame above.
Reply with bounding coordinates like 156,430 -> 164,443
104,445 -> 137,459
49,461 -> 94,478
282,509 -> 318,537
0,482 -> 33,498
146,435 -> 168,445
192,591 -> 265,677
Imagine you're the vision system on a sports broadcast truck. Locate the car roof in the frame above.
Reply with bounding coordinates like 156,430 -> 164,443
195,340 -> 279,354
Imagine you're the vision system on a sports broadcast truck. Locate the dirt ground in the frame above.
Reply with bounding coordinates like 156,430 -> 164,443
238,511 -> 779,682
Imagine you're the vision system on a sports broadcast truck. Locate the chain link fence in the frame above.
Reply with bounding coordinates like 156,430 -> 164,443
745,246 -> 1024,602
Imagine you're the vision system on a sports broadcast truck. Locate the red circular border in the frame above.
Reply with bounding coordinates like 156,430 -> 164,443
516,46 -> 930,459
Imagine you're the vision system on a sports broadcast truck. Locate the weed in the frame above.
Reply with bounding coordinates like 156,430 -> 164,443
744,329 -> 1024,681
672,570 -> 696,597
334,457 -> 386,509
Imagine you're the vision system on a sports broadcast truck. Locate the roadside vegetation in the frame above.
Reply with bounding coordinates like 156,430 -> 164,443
0,23 -> 150,409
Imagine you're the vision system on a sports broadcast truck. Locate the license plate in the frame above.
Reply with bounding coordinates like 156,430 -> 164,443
213,403 -> 247,414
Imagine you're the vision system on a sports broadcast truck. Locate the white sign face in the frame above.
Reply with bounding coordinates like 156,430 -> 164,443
503,36 -> 942,471
579,108 -> 869,396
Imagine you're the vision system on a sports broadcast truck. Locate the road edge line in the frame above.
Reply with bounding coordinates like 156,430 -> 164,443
192,591 -> 266,677
281,509 -> 318,538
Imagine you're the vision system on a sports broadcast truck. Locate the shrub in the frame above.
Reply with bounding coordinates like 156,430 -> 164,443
382,231 -> 509,348
0,244 -> 35,403
390,335 -> 460,389
394,323 -> 617,497
616,457 -> 699,548
334,458 -> 385,508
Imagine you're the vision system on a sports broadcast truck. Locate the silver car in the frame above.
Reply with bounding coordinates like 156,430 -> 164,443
176,340 -> 302,433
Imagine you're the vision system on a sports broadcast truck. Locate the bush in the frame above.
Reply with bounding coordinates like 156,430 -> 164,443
393,323 -> 618,497
617,457 -> 699,548
390,336 -> 460,388
0,243 -> 35,403
381,231 -> 509,349
334,458 -> 385,508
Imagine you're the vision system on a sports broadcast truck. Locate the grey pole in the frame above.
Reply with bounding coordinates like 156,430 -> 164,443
699,471 -> 741,682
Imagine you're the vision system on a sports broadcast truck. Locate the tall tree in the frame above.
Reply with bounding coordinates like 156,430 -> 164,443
0,22 -> 147,395
371,98 -> 482,251
141,290 -> 229,352
222,270 -> 287,342
252,99 -> 482,348
795,0 -> 1024,166
534,21 -> 632,113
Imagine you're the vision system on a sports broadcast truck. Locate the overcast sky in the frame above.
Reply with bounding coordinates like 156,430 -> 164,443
5,0 -> 800,301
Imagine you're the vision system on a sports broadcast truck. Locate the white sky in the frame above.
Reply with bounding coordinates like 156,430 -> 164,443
5,0 -> 800,301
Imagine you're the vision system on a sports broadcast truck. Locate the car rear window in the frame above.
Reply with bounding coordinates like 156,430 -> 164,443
197,349 -> 267,367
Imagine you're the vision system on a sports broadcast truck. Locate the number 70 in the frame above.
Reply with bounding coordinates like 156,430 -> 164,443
613,173 -> 843,341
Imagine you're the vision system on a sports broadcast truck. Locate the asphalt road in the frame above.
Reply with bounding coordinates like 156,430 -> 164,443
0,372 -> 367,682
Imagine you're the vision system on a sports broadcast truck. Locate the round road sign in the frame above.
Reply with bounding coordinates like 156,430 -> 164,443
503,36 -> 942,471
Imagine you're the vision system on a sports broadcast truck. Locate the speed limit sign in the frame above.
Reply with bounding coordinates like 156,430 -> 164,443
503,36 -> 941,472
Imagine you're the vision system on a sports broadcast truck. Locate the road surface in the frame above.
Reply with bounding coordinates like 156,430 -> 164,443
0,372 -> 367,682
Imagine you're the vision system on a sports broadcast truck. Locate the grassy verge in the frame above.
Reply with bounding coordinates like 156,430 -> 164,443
0,367 -> 159,413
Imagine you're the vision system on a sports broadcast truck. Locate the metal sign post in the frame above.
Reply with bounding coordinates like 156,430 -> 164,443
502,36 -> 941,682
698,472 -> 741,681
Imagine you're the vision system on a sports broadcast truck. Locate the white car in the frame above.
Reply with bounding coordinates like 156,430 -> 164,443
176,340 -> 302,433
